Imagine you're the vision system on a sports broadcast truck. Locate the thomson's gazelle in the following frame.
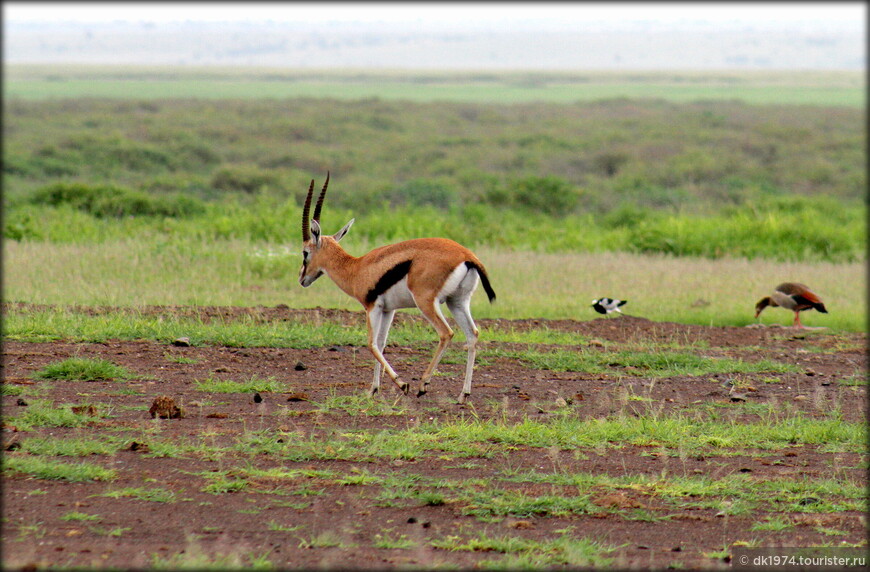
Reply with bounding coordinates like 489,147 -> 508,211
298,174 -> 496,404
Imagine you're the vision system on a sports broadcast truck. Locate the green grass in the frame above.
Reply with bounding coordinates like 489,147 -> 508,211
426,414 -> 863,454
5,196 -> 865,262
19,436 -> 119,456
373,530 -> 417,550
499,347 -> 799,377
194,375 -> 287,394
1,384 -> 26,396
432,531 -> 616,568
60,511 -> 101,522
3,306 -> 367,347
4,455 -> 117,482
9,401 -> 105,430
97,487 -> 178,503
33,357 -> 133,382
234,412 -> 863,465
150,549 -> 274,570
312,392 -> 409,417
297,530 -> 357,550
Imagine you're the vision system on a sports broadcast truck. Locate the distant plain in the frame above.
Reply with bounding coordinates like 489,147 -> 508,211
5,66 -> 864,107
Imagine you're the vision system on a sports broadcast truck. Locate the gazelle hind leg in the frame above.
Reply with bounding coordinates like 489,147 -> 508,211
415,299 -> 454,398
367,308 -> 407,395
447,297 -> 479,404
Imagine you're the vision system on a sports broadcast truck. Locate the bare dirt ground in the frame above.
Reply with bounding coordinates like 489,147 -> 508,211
2,305 -> 867,570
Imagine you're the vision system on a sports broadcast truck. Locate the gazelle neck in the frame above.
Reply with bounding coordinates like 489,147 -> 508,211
316,238 -> 361,298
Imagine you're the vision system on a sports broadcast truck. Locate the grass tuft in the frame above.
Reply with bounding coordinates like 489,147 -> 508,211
34,357 -> 133,382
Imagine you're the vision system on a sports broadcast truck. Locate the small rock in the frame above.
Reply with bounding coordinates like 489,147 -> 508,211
71,405 -> 98,416
127,441 -> 150,452
253,392 -> 263,403
16,398 -> 28,407
793,395 -> 808,401
294,361 -> 307,371
213,366 -> 231,373
588,339 -> 605,347
407,517 -> 417,524
149,395 -> 183,419
275,304 -> 289,310
172,337 -> 191,347
805,369 -> 816,376
206,413 -> 228,419
287,393 -> 310,402
554,397 -> 568,408
5,441 -> 21,451
729,394 -> 747,402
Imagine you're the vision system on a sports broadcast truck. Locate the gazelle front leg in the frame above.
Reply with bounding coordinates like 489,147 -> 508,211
368,309 -> 396,396
367,308 -> 408,395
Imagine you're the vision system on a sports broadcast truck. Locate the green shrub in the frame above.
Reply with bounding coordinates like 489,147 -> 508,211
3,209 -> 44,240
210,164 -> 282,193
389,178 -> 458,209
486,175 -> 580,216
28,182 -> 205,218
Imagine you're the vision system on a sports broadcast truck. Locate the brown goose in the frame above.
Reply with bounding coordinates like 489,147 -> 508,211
754,283 -> 828,328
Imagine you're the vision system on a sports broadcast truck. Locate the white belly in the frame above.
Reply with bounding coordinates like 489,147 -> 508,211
375,277 -> 417,311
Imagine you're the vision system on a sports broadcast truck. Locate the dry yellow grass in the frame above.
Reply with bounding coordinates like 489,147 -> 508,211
5,240 -> 864,331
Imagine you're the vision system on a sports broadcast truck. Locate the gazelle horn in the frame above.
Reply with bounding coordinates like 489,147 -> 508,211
312,171 -> 330,223
301,179 -> 315,242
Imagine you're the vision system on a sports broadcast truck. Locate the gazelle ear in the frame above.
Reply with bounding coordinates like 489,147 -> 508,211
333,218 -> 354,242
310,220 -> 322,245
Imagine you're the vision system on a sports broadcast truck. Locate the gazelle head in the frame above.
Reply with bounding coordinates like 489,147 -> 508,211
299,172 -> 354,287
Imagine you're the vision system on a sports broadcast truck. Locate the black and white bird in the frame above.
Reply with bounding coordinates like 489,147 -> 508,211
591,297 -> 627,315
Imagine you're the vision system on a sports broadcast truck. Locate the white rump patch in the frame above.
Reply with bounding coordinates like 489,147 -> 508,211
437,263 -> 478,304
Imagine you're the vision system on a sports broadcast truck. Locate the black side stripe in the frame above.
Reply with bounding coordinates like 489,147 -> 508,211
465,261 -> 496,303
365,260 -> 412,304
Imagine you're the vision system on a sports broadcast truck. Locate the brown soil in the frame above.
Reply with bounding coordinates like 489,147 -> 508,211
2,305 -> 866,570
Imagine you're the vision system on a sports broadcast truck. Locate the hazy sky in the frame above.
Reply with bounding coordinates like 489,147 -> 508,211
5,1 -> 864,29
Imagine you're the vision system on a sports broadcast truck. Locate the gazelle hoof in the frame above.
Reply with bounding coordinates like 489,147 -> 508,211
368,387 -> 379,397
398,381 -> 410,395
416,388 -> 427,398
456,392 -> 469,404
